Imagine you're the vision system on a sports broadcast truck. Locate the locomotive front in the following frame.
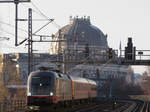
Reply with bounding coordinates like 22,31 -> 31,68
27,71 -> 55,106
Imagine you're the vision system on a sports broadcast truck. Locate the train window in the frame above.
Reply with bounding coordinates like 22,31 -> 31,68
31,76 -> 51,86
41,77 -> 51,85
67,75 -> 71,79
32,77 -> 40,85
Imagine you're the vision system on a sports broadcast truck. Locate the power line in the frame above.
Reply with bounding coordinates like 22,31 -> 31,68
33,20 -> 54,34
31,1 -> 61,29
52,21 -> 61,29
22,1 -> 61,31
0,0 -> 31,46
0,24 -> 29,46
31,1 -> 49,20
20,3 -> 50,20
0,20 -> 28,33
0,27 -> 25,39
0,43 -> 27,51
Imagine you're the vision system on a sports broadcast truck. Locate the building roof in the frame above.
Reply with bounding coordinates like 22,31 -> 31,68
55,17 -> 108,47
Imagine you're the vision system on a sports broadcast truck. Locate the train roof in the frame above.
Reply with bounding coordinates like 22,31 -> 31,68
28,70 -> 71,80
86,79 -> 97,85
29,70 -> 59,78
69,75 -> 89,84
28,71 -> 97,85
69,75 -> 97,85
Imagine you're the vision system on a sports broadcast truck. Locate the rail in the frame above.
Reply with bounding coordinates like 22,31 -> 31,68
0,99 -> 149,112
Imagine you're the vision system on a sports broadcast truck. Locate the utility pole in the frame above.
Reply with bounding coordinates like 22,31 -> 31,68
0,0 -> 30,46
27,9 -> 64,74
28,8 -> 32,75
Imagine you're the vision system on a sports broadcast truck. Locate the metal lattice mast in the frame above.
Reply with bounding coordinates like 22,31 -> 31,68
28,8 -> 32,75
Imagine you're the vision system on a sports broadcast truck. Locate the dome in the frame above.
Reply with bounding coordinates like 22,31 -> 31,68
50,16 -> 108,54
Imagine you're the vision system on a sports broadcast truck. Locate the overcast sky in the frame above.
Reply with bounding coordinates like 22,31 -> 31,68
0,0 -> 149,73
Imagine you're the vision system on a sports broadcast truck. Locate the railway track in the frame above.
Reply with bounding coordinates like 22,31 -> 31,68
72,99 -> 147,112
111,100 -> 150,112
1,99 -> 150,112
34,101 -> 119,112
45,100 -> 125,112
0,100 -> 123,112
140,101 -> 150,112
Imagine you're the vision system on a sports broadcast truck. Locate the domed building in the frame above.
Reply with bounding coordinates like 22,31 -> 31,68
50,16 -> 108,54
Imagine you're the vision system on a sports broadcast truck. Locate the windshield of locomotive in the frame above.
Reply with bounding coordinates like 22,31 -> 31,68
30,76 -> 52,95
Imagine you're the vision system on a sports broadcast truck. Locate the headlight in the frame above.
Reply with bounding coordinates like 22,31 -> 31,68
50,92 -> 53,96
28,92 -> 31,96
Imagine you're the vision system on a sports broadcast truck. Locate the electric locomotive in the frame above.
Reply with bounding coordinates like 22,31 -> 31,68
27,70 -> 97,106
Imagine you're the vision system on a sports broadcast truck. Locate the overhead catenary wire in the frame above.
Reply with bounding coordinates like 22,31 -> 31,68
20,2 -> 53,21
21,3 -> 53,21
0,42 -> 49,53
0,27 -> 26,39
0,20 -> 28,33
31,2 -> 55,34
31,1 -> 50,20
1,1 -> 60,48
0,1 -> 60,35
52,21 -> 61,29
31,1 -> 61,29
20,3 -> 44,17
0,0 -> 59,52
21,1 -> 61,30
0,3 -> 53,46
0,42 -> 27,51
0,23 -> 29,45
33,20 -> 54,35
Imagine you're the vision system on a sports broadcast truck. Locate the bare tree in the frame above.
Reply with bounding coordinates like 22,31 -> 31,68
147,66 -> 150,75
0,81 -> 9,100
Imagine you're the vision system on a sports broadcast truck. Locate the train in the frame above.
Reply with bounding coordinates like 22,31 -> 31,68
27,70 -> 97,106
